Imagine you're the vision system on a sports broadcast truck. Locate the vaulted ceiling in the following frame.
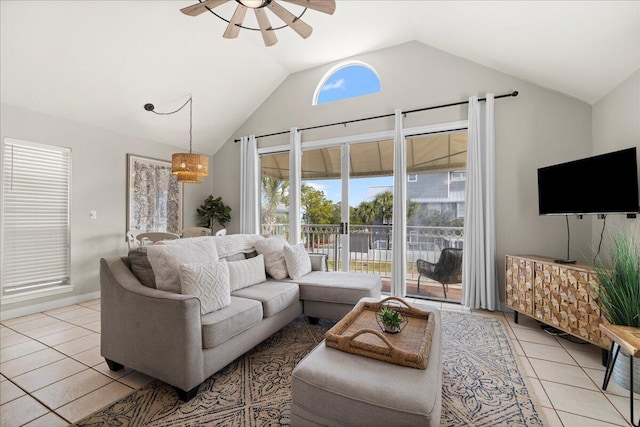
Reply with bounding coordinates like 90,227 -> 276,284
1,1 -> 638,155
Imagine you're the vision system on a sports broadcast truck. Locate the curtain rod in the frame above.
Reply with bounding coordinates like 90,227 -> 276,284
234,90 -> 518,143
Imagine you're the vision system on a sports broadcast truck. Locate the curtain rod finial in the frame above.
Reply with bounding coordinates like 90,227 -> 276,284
512,91 -> 518,97
144,103 -> 155,111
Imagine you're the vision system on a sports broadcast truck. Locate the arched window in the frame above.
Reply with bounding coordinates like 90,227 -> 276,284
313,61 -> 380,105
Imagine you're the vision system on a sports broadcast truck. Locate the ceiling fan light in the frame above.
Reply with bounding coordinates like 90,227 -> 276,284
238,0 -> 266,8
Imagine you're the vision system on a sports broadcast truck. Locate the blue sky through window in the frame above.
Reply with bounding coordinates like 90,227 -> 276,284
303,176 -> 393,207
316,64 -> 380,105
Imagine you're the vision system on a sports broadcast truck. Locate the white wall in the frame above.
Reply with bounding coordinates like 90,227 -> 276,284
592,69 -> 640,262
0,104 -> 213,318
213,41 -> 594,299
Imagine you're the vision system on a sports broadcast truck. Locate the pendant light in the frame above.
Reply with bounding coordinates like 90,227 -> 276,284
144,96 -> 209,183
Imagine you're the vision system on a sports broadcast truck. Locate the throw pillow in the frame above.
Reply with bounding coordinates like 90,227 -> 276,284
283,243 -> 312,279
254,236 -> 289,280
180,261 -> 231,315
227,254 -> 267,291
128,246 -> 156,288
147,238 -> 219,293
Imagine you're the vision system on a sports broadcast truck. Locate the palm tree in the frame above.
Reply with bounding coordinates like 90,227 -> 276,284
261,176 -> 288,233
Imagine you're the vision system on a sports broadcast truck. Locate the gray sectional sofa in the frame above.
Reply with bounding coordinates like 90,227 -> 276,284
99,234 -> 381,401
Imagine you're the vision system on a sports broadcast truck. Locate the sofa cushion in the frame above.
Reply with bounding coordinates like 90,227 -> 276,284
201,296 -> 263,349
147,238 -> 219,293
283,244 -> 312,279
227,255 -> 267,291
254,236 -> 289,280
288,271 -> 381,305
180,261 -> 231,315
223,252 -> 246,262
128,246 -> 156,288
232,281 -> 300,318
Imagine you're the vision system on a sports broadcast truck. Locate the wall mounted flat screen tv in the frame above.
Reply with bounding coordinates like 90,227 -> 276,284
538,147 -> 639,215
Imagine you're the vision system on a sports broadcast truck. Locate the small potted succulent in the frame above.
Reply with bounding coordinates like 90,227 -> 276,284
377,306 -> 406,334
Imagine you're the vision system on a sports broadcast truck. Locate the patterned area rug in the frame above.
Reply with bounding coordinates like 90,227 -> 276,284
75,311 -> 544,426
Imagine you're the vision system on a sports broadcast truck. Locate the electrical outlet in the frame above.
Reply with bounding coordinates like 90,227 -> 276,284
89,210 -> 97,220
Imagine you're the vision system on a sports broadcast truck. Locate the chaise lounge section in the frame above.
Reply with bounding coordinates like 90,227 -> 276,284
100,234 -> 381,401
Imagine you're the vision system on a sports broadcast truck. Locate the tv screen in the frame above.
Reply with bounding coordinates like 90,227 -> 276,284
538,147 -> 639,215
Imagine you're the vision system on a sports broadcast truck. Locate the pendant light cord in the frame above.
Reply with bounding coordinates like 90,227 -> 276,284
146,97 -> 193,153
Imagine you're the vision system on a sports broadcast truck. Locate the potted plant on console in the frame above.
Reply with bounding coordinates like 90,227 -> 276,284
591,230 -> 640,392
196,195 -> 231,234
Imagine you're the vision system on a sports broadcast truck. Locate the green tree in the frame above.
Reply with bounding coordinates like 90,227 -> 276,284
261,176 -> 288,226
373,191 -> 394,224
301,184 -> 335,224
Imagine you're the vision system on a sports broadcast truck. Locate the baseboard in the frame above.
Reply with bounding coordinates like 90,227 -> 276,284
0,291 -> 101,321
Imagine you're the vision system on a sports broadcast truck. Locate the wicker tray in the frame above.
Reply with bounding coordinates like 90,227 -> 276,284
324,297 -> 435,369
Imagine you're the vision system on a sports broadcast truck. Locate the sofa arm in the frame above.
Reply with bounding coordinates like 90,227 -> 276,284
100,257 -> 204,392
309,253 -> 328,272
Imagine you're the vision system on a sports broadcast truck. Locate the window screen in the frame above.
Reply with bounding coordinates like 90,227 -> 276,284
1,138 -> 71,298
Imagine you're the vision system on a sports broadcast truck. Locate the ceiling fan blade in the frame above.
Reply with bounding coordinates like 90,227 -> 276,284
254,8 -> 278,47
281,0 -> 336,15
180,0 -> 229,17
267,1 -> 312,39
223,5 -> 248,39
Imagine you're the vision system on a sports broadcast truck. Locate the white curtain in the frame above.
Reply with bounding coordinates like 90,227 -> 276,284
240,135 -> 260,234
289,128 -> 302,244
391,110 -> 407,297
462,94 -> 499,310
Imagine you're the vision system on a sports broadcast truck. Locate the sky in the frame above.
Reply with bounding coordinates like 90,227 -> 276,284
316,63 -> 380,104
303,176 -> 393,207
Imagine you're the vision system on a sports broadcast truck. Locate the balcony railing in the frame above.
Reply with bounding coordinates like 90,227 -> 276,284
261,223 -> 464,281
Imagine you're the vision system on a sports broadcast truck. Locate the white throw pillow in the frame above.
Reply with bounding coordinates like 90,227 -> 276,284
147,238 -> 219,293
254,236 -> 289,280
180,261 -> 231,315
283,243 -> 312,279
227,254 -> 267,291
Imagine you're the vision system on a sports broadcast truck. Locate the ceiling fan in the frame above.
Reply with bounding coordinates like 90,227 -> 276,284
180,0 -> 336,46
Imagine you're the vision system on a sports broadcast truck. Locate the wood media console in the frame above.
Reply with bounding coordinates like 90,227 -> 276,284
505,254 -> 611,349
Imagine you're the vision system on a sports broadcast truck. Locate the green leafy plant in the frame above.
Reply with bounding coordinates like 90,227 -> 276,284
196,195 -> 232,230
591,231 -> 640,328
378,306 -> 405,330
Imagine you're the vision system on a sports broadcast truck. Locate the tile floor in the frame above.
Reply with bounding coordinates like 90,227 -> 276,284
0,298 -> 638,426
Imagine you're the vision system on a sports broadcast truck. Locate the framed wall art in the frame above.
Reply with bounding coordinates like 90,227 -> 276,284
127,154 -> 182,234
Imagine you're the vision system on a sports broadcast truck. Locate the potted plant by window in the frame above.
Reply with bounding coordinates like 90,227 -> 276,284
196,195 -> 231,233
591,230 -> 640,391
377,306 -> 406,334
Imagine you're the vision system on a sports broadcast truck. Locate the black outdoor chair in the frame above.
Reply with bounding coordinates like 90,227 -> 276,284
416,248 -> 463,298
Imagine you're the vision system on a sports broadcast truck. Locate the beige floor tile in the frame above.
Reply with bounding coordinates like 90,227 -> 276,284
0,339 -> 48,363
529,358 -> 599,391
0,331 -> 32,349
527,377 -> 552,408
584,367 -> 640,400
1,312 -> 47,327
0,394 -> 49,426
44,304 -> 83,316
511,339 -> 525,357
520,341 -> 576,365
73,346 -> 104,367
18,321 -> 77,339
83,321 -> 101,333
32,368 -> 113,409
92,361 -> 133,379
78,299 -> 101,308
556,410 -> 627,426
0,348 -> 67,378
539,406 -> 564,427
568,348 -> 608,371
0,374 -> 6,381
12,357 -> 87,393
53,333 -> 100,356
66,311 -> 100,327
49,306 -> 96,321
505,312 -> 541,330
557,336 -> 601,353
56,381 -> 133,423
519,356 -> 537,378
9,316 -> 63,333
0,379 -> 25,404
0,326 -> 17,338
37,325 -> 93,347
512,326 -> 562,347
118,370 -> 154,389
542,380 -> 629,425
606,393 -> 640,425
441,302 -> 469,311
413,300 -> 442,310
23,411 -> 70,427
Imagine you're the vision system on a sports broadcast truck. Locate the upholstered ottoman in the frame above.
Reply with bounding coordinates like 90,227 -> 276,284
291,307 -> 442,426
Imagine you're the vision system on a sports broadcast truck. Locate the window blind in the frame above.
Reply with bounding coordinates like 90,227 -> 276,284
1,138 -> 71,297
